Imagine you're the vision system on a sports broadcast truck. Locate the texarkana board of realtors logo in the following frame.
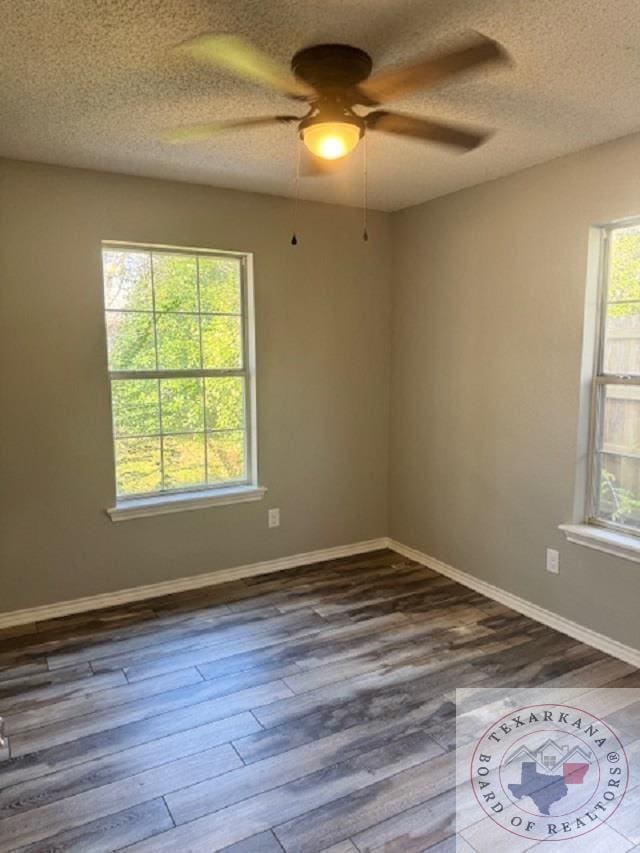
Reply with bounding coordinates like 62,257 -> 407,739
469,702 -> 629,841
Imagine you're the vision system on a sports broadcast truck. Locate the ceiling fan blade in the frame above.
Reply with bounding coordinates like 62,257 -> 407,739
357,34 -> 508,104
366,110 -> 488,150
162,115 -> 300,144
176,34 -> 315,99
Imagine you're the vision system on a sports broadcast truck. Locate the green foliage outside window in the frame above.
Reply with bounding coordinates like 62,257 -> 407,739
103,248 -> 248,497
607,226 -> 640,316
599,469 -> 640,528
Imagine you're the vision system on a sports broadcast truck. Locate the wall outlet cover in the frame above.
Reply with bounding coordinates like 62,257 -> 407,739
546,548 -> 560,574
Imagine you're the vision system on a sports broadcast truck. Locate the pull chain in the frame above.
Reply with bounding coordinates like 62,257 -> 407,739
362,134 -> 369,242
291,141 -> 301,246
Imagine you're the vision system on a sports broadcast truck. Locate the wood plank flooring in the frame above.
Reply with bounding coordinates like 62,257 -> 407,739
0,548 -> 638,852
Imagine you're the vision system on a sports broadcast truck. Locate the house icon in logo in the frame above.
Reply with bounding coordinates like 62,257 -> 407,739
506,739 -> 592,774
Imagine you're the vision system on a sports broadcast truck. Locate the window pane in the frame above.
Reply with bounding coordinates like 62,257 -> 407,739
205,377 -> 245,430
603,303 -> 640,375
201,316 -> 242,369
207,430 -> 246,483
161,378 -> 204,433
608,225 -> 640,303
601,384 -> 640,454
156,314 -> 200,369
596,383 -> 640,529
106,311 -> 155,370
103,245 -> 252,502
597,453 -> 640,529
199,257 -> 242,314
153,253 -> 198,313
103,250 -> 152,311
163,434 -> 205,489
111,379 -> 159,437
115,437 -> 161,496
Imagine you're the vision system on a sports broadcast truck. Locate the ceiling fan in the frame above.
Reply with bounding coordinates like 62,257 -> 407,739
165,33 -> 509,171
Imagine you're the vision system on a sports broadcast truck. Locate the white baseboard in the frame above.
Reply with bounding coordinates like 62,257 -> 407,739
388,538 -> 640,669
0,538 -> 389,629
4,534 -> 639,672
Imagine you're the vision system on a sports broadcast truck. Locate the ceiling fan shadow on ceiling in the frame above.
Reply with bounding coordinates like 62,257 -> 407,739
163,31 -> 510,239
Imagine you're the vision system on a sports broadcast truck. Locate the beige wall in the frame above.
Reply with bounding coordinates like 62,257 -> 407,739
0,159 -> 391,612
5,133 -> 640,648
389,132 -> 640,650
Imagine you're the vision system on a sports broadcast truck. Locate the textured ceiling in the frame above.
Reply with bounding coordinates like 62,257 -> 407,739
2,0 -> 640,211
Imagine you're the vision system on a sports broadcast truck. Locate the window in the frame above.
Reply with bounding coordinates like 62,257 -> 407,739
588,221 -> 640,533
102,243 -> 262,518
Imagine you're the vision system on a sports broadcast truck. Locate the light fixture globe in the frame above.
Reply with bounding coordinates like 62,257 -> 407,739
302,121 -> 362,160
292,45 -> 368,161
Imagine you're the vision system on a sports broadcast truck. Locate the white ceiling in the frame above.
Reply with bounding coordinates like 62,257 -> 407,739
2,0 -> 640,211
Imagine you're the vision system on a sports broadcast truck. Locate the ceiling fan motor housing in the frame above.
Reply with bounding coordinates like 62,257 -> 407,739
291,44 -> 373,92
298,103 -> 365,137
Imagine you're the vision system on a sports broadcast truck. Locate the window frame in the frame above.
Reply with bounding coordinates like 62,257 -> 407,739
102,240 -> 262,517
586,219 -> 640,536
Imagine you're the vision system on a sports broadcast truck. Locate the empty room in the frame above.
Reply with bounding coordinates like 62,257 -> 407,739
2,1 -> 640,850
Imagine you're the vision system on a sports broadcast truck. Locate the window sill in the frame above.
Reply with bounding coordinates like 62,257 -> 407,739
107,485 -> 267,522
558,523 -> 640,563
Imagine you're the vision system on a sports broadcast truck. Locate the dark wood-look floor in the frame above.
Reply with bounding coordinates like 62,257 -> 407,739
0,548 -> 638,852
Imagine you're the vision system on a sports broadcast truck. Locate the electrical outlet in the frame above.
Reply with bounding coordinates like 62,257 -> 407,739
546,548 -> 560,574
268,508 -> 280,528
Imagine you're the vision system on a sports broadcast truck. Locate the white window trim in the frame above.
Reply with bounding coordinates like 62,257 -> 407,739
108,485 -> 267,522
103,242 -> 263,520
561,216 -> 640,559
559,523 -> 640,563
587,220 -> 640,533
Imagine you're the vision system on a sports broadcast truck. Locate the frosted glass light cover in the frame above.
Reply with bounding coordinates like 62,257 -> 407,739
302,122 -> 361,160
